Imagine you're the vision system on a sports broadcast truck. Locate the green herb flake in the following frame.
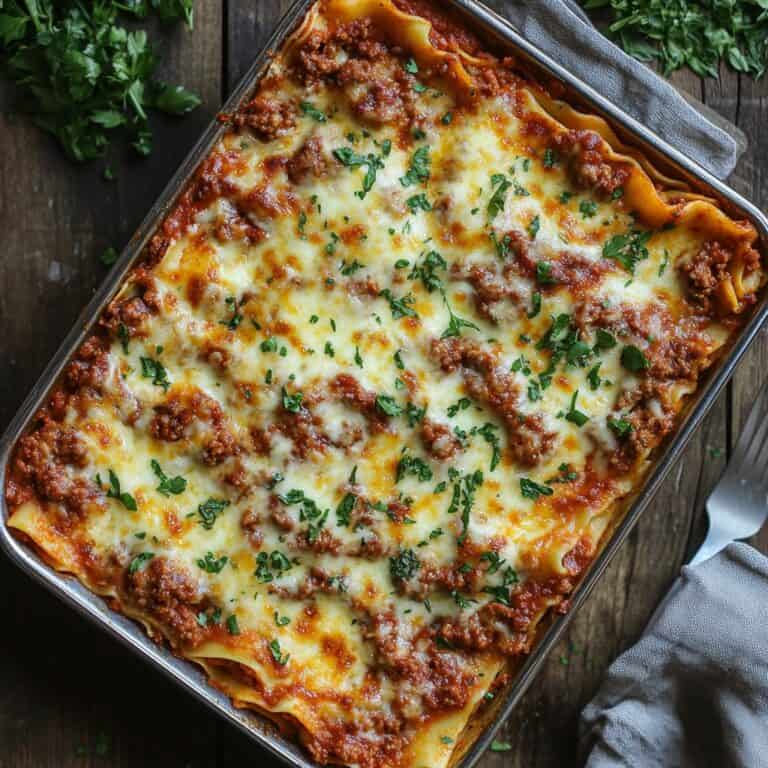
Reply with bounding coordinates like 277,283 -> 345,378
300,101 -> 327,122
226,614 -> 241,635
520,477 -> 553,501
400,145 -> 431,187
269,638 -> 290,666
197,497 -> 230,530
603,230 -> 652,274
140,355 -> 170,391
128,551 -> 154,574
150,459 -> 186,497
621,344 -> 650,373
103,468 -> 137,511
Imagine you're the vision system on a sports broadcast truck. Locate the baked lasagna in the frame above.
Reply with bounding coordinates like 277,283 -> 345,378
5,1 -> 763,766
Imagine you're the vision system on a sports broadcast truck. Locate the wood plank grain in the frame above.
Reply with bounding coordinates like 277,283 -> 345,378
722,71 -> 768,555
0,4 -> 225,767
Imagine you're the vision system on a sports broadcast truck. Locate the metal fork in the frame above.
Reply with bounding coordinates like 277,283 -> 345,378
690,379 -> 768,565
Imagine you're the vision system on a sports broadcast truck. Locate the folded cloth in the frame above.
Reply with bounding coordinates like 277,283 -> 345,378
579,543 -> 768,767
494,0 -> 743,179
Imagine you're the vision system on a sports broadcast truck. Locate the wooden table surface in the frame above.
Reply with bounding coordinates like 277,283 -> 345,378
1,3 -> 766,767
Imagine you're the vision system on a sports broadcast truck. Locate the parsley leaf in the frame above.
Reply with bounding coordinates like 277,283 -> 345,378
197,497 -> 230,530
603,230 -> 652,274
140,355 -> 170,391
333,146 -> 386,199
390,548 -> 421,581
400,145 -> 431,186
520,477 -> 553,500
150,459 -> 186,497
621,344 -> 650,372
102,469 -> 137,511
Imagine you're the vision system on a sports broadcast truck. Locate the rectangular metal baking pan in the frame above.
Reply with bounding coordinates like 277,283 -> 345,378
1,1 -> 767,767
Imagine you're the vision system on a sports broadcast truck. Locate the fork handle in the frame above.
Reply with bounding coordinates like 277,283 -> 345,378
690,528 -> 734,567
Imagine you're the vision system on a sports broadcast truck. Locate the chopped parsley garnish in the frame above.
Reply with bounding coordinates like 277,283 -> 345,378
354,346 -> 363,368
255,550 -> 293,583
451,590 -> 478,609
389,548 -> 421,581
197,551 -> 228,574
536,261 -> 556,285
379,288 -> 418,319
447,397 -> 471,417
408,249 -> 446,293
621,344 -> 650,372
219,296 -> 243,330
511,355 -> 531,375
490,741 -> 512,752
150,459 -> 186,497
404,57 -> 419,74
335,493 -> 356,527
406,192 -> 432,213
441,293 -> 480,339
608,417 -> 633,438
543,148 -> 558,168
117,323 -> 130,353
480,551 -> 505,574
269,638 -> 290,666
300,101 -> 327,122
482,564 -> 519,605
527,291 -> 542,318
282,387 -> 304,413
101,469 -> 137,511
456,470 -> 484,546
490,231 -> 514,259
140,355 -> 169,391
520,477 -> 553,500
394,349 -> 405,369
274,611 -> 290,627
340,259 -> 365,276
405,402 -> 426,427
277,489 -> 329,543
128,551 -> 154,574
587,362 -> 602,390
487,173 -> 512,220
442,111 -> 453,125
603,229 -> 652,274
579,200 -> 598,219
226,614 -> 240,635
560,190 -> 574,204
324,341 -> 335,358
472,423 -> 501,471
197,497 -> 230,530
400,145 -> 431,186
260,336 -> 278,353
594,328 -> 617,351
396,453 -> 433,482
565,390 -> 589,426
535,313 -> 591,388
333,146 -> 385,199
658,249 -> 670,277
375,394 -> 403,417
527,215 -> 541,239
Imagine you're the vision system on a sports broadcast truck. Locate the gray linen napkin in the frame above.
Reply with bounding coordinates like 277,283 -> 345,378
494,0 -> 744,179
580,543 -> 768,767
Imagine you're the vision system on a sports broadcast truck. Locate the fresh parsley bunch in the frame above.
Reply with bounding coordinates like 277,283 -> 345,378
583,0 -> 768,78
0,1 -> 200,161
